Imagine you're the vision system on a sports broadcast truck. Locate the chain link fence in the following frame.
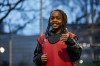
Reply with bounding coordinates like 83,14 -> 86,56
0,34 -> 100,66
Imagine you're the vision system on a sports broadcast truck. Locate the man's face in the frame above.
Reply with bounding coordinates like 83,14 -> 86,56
50,11 -> 63,30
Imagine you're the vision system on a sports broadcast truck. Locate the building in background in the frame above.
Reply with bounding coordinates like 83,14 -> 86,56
0,22 -> 100,66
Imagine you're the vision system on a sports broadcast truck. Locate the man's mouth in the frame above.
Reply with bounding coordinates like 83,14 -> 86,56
52,23 -> 58,26
53,23 -> 57,26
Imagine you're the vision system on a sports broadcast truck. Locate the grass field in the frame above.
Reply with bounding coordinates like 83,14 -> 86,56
76,62 -> 100,66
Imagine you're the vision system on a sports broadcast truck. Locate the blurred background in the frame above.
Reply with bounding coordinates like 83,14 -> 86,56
0,0 -> 100,66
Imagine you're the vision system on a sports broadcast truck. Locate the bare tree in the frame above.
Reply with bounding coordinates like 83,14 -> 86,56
0,0 -> 39,34
0,0 -> 24,24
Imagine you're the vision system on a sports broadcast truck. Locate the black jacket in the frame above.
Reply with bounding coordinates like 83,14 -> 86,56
33,32 -> 82,65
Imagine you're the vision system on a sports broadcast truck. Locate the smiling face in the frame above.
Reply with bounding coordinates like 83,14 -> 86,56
50,11 -> 63,31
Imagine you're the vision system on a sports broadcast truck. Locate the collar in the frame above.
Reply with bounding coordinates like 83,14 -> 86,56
48,31 -> 61,44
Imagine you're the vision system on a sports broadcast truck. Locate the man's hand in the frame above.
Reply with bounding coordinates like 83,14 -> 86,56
41,54 -> 48,64
61,28 -> 69,42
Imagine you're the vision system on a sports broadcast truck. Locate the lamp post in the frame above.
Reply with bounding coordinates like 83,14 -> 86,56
8,23 -> 12,66
40,0 -> 43,36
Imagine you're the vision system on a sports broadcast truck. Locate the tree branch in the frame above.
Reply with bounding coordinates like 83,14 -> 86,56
13,16 -> 35,33
0,0 -> 23,24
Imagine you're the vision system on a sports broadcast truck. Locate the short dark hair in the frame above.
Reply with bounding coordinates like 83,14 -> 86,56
45,9 -> 67,37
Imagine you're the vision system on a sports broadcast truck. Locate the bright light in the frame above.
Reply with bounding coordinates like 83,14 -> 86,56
87,44 -> 90,47
0,47 -> 5,53
79,60 -> 83,64
83,43 -> 86,47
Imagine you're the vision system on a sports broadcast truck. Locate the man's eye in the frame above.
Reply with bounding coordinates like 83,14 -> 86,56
57,18 -> 61,20
50,17 -> 54,20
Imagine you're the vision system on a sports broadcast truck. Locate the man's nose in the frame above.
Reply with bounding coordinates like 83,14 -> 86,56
53,18 -> 57,22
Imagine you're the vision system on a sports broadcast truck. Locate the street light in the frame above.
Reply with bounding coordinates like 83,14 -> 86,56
0,47 -> 5,66
79,60 -> 83,64
0,47 -> 5,53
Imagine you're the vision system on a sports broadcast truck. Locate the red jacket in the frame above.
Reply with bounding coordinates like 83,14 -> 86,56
38,32 -> 76,66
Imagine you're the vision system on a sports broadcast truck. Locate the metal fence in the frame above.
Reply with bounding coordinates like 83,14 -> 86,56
0,34 -> 100,66
77,43 -> 100,64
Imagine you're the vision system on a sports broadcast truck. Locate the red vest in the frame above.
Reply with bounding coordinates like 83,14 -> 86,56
38,32 -> 76,66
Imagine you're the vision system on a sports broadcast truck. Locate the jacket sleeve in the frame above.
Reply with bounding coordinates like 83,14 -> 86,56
65,35 -> 76,46
33,42 -> 44,65
65,35 -> 82,62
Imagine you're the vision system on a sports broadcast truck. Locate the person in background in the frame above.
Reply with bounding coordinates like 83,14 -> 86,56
33,9 -> 82,66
